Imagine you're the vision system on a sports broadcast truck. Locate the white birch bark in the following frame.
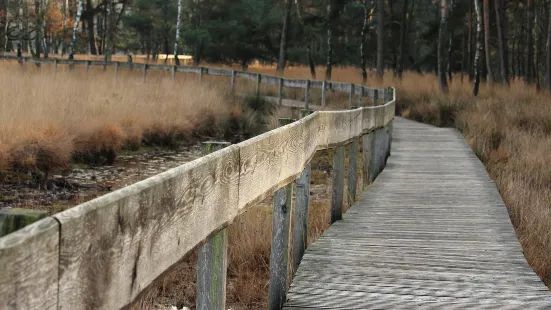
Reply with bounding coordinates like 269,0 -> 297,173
69,0 -> 83,60
173,0 -> 183,65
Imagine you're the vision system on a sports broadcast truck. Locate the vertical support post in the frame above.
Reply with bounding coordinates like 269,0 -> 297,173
374,89 -> 379,106
256,73 -> 261,97
199,67 -> 204,82
371,128 -> 386,181
359,86 -> 364,106
53,59 -> 57,74
304,80 -> 310,109
197,141 -> 231,310
349,83 -> 354,107
292,109 -> 313,275
172,65 -> 176,81
142,64 -> 148,83
278,78 -> 283,105
321,81 -> 327,106
231,70 -> 236,93
114,62 -> 119,80
84,60 -> 90,72
331,145 -> 345,224
347,138 -> 359,208
268,118 -> 295,310
362,132 -> 374,188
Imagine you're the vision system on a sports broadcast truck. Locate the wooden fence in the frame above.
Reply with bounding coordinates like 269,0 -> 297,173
0,55 -> 392,108
0,55 -> 396,310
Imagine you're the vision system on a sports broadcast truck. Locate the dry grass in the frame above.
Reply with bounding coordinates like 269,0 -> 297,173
0,62 -> 238,176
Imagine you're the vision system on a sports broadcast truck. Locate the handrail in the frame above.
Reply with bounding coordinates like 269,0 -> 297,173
0,54 -> 392,107
0,55 -> 396,310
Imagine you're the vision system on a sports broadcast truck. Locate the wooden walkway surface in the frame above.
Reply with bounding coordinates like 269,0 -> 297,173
284,117 -> 551,309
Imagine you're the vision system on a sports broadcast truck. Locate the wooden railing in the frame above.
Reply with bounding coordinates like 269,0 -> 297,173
0,55 -> 396,310
0,55 -> 393,108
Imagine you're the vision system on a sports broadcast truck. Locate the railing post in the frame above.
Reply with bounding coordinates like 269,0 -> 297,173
321,81 -> 327,107
172,65 -> 176,81
278,78 -> 283,105
53,59 -> 57,74
114,62 -> 119,80
256,73 -> 261,97
349,83 -> 354,108
231,70 -> 236,93
359,86 -> 364,107
347,135 -> 359,208
362,132 -> 375,188
84,60 -> 89,72
197,141 -> 231,310
199,67 -> 204,82
292,109 -> 313,275
142,64 -> 148,83
304,80 -> 310,109
371,128 -> 386,181
373,89 -> 379,106
268,118 -> 295,310
331,145 -> 345,223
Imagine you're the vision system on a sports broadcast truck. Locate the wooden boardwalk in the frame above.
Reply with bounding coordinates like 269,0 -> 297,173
284,117 -> 551,309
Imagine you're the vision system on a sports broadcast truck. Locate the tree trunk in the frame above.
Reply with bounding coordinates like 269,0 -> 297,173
103,0 -> 113,62
461,31 -> 467,81
85,0 -> 97,55
448,33 -> 453,82
473,0 -> 483,95
360,0 -> 369,83
34,0 -> 41,58
325,25 -> 333,80
495,0 -> 508,85
468,0 -> 473,80
525,0 -> 533,84
546,0 -> 551,90
0,0 -> 6,51
277,0 -> 292,73
69,0 -> 83,60
397,0 -> 409,79
438,0 -> 449,92
483,0 -> 494,83
61,0 -> 67,55
17,0 -> 23,58
295,0 -> 316,78
174,0 -> 183,65
376,0 -> 384,80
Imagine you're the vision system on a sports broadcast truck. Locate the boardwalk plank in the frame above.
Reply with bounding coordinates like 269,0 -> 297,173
284,117 -> 550,308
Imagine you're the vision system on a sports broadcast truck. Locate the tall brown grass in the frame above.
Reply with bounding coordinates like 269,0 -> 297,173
0,62 -> 233,176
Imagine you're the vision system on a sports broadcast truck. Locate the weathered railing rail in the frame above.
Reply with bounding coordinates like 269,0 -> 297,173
0,55 -> 396,310
0,55 -> 391,108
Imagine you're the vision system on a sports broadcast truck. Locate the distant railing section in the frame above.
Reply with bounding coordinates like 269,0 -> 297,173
0,54 -> 396,310
0,55 -> 393,109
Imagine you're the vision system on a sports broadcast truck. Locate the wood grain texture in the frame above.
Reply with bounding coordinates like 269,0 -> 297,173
362,133 -> 374,187
0,217 -> 59,310
284,117 -> 550,309
268,182 -> 293,310
293,163 -> 310,274
54,145 -> 240,310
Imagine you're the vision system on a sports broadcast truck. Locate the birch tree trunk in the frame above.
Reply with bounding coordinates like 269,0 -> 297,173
495,0 -> 508,85
42,0 -> 49,58
173,0 -> 183,65
525,0 -> 533,84
546,0 -> 551,91
2,0 -> 9,52
376,0 -> 384,80
69,0 -> 84,60
473,0 -> 483,96
360,0 -> 369,83
277,0 -> 292,73
437,0 -> 449,92
396,0 -> 409,79
483,0 -> 494,83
